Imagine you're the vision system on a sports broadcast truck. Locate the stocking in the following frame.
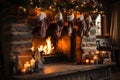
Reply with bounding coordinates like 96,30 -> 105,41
78,20 -> 85,37
68,21 -> 74,37
85,19 -> 92,37
68,26 -> 73,37
38,18 -> 49,38
54,25 -> 63,38
54,21 -> 64,38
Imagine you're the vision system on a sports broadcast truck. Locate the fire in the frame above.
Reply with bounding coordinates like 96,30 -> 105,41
31,46 -> 35,53
38,37 -> 54,55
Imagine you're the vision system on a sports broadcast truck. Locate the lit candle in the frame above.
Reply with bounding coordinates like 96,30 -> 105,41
101,51 -> 106,56
90,60 -> 94,64
21,68 -> 26,73
93,55 -> 98,60
93,55 -> 98,64
96,51 -> 99,54
24,61 -> 30,70
85,59 -> 89,64
30,58 -> 35,67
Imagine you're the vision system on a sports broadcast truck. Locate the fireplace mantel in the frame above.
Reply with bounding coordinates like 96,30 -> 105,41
13,63 -> 114,80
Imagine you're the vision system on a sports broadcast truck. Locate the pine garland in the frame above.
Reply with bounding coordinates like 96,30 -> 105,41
17,0 -> 104,15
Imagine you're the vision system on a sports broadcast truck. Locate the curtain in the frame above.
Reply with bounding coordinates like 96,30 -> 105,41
110,2 -> 120,46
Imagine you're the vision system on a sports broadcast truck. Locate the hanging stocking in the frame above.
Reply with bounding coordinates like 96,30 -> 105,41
84,18 -> 90,37
68,25 -> 73,37
54,21 -> 64,38
68,20 -> 74,37
38,18 -> 49,39
86,17 -> 93,37
85,22 -> 91,37
54,25 -> 63,38
78,20 -> 86,37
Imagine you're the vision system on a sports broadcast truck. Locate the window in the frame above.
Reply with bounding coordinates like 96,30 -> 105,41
95,14 -> 102,36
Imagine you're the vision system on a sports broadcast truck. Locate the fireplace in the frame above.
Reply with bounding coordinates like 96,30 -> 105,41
32,35 -> 68,64
1,16 -> 82,77
31,22 -> 79,64
0,11 -> 113,80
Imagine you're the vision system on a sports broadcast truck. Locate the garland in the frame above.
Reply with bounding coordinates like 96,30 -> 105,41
18,0 -> 104,15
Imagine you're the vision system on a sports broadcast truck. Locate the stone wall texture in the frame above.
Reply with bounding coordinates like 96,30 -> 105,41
1,17 -> 33,78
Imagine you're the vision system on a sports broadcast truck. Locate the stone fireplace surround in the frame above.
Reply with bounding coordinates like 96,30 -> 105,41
1,16 -> 36,79
1,16 -> 77,79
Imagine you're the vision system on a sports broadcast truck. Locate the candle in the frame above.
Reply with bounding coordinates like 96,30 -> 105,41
93,55 -> 98,60
85,59 -> 89,64
90,60 -> 94,64
30,58 -> 35,67
24,61 -> 30,70
96,51 -> 99,54
93,55 -> 98,64
21,68 -> 26,73
101,51 -> 106,56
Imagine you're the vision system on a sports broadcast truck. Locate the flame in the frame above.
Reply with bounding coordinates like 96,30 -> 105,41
31,46 -> 35,52
38,37 -> 54,55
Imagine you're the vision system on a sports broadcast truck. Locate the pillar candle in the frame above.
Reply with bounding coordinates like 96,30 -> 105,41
30,58 -> 35,67
90,59 -> 94,64
85,59 -> 89,64
24,61 -> 30,70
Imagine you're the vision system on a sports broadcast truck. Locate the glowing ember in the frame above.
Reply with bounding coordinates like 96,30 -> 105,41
38,37 -> 54,55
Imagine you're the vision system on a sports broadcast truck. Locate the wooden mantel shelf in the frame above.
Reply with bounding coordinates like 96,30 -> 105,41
13,62 -> 115,80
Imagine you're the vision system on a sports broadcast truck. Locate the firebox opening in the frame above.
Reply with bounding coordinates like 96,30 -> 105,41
32,24 -> 71,64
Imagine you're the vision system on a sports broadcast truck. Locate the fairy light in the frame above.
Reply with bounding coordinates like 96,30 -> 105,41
30,2 -> 33,5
